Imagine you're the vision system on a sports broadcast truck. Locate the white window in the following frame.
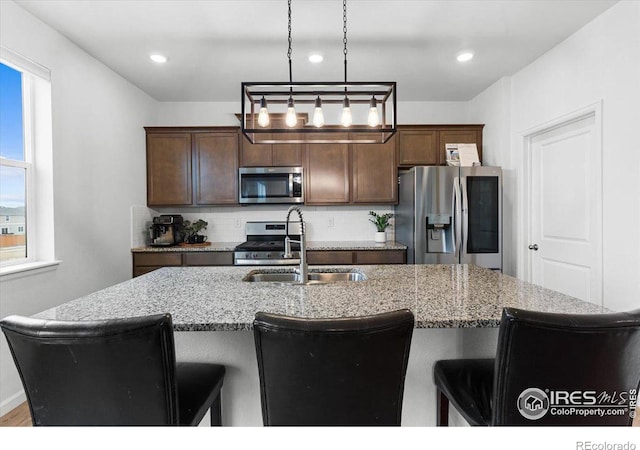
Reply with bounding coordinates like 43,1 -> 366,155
0,47 -> 56,276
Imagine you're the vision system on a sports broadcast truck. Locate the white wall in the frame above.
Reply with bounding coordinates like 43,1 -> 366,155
0,1 -> 157,414
468,1 -> 640,312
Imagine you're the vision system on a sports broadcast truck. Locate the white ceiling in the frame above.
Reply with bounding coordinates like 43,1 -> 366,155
15,0 -> 618,102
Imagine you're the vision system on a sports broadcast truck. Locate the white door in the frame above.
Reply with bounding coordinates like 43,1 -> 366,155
529,113 -> 602,306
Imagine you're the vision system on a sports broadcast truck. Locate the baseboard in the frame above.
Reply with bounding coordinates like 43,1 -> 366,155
0,390 -> 26,417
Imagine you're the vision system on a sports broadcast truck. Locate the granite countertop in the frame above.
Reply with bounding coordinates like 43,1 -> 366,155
35,264 -> 605,331
131,242 -> 241,252
131,241 -> 407,252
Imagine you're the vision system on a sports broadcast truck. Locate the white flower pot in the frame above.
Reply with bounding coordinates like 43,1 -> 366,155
374,231 -> 387,243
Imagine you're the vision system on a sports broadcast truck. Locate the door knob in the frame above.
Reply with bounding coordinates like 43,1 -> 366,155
528,244 -> 539,251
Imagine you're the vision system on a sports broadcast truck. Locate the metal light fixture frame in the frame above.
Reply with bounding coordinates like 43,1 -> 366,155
240,0 -> 397,145
241,81 -> 396,144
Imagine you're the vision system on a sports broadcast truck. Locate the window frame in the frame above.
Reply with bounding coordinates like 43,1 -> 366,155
0,46 -> 58,277
0,61 -> 34,267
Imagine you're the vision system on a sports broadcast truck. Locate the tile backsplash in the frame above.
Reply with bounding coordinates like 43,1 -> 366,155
134,205 -> 396,245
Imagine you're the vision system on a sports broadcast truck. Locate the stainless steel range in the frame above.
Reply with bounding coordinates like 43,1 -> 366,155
234,221 -> 302,265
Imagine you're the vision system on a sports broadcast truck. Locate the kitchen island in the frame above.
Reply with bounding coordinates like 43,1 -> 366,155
35,264 -> 605,426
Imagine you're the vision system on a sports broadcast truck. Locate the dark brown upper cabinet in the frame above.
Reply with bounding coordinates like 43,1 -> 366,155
351,133 -> 397,204
304,133 -> 351,205
146,124 -> 482,208
146,132 -> 193,206
145,127 -> 239,206
437,127 -> 483,165
304,132 -> 398,205
397,125 -> 484,167
195,132 -> 239,205
398,128 -> 439,166
240,134 -> 302,167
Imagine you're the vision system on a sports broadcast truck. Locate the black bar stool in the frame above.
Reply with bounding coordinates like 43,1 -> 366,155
433,307 -> 640,426
0,313 -> 225,426
253,309 -> 414,426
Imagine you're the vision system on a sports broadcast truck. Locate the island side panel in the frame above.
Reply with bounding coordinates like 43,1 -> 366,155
174,331 -> 263,426
174,327 -> 498,426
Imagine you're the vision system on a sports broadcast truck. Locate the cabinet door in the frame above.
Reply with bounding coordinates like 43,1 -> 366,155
398,129 -> 438,166
305,134 -> 350,204
134,253 -> 183,266
352,133 -> 397,204
439,129 -> 482,165
306,250 -> 354,265
240,135 -> 272,167
241,135 -> 302,167
147,133 -> 192,206
354,250 -> 406,264
183,252 -> 234,266
195,132 -> 239,204
132,252 -> 183,278
273,134 -> 302,166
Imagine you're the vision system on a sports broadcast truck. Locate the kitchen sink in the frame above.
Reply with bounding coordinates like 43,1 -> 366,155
243,269 -> 367,284
243,273 -> 300,283
307,272 -> 366,282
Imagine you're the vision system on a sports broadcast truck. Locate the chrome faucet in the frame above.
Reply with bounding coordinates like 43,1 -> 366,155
283,205 -> 307,284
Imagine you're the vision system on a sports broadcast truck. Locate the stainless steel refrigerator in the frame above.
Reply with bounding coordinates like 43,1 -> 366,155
395,166 -> 502,270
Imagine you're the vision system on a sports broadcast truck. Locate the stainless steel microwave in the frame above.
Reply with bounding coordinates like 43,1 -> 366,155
238,167 -> 304,204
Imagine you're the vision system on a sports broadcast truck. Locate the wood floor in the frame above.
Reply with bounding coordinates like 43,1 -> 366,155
1,401 -> 639,427
0,402 -> 31,427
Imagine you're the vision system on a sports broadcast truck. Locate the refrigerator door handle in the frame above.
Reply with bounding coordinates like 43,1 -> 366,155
453,176 -> 462,258
461,176 -> 469,256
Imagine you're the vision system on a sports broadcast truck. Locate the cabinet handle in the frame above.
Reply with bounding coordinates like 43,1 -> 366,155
528,244 -> 539,251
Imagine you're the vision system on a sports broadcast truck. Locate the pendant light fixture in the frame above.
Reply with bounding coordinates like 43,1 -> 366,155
313,96 -> 325,127
241,0 -> 396,144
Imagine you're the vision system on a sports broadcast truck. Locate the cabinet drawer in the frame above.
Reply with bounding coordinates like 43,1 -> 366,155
184,252 -> 233,266
133,266 -> 162,277
306,250 -> 354,265
134,253 -> 183,266
354,250 -> 406,265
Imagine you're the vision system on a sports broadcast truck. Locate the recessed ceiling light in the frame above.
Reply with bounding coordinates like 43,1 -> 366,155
150,54 -> 168,64
308,54 -> 323,63
457,52 -> 474,62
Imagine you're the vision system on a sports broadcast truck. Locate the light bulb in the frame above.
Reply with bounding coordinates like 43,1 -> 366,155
341,97 -> 352,127
368,97 -> 379,127
312,96 -> 324,128
285,97 -> 297,128
258,97 -> 270,127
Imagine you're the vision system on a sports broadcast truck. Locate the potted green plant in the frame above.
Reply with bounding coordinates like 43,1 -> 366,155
369,211 -> 393,243
183,219 -> 208,244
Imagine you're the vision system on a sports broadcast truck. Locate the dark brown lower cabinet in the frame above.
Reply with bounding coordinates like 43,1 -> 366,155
306,251 -> 354,265
133,249 -> 406,277
132,252 -> 234,277
354,250 -> 406,264
306,250 -> 406,265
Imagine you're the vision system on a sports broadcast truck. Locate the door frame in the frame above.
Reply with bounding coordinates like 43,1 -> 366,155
517,101 -> 603,305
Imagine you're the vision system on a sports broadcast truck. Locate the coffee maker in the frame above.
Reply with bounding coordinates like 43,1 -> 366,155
149,215 -> 184,246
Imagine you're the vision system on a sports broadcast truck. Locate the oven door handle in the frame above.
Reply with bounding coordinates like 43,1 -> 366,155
234,259 -> 301,266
